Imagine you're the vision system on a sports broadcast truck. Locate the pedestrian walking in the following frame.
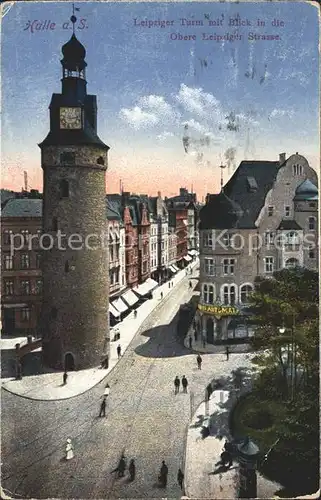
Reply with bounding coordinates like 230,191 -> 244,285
159,460 -> 168,487
203,337 -> 206,348
197,354 -> 202,370
160,291 -> 163,299
174,375 -> 180,394
168,282 -> 171,288
182,375 -> 188,393
104,383 -> 110,397
194,329 -> 198,342
63,372 -> 68,385
111,453 -> 126,477
189,280 -> 192,289
226,345 -> 230,361
128,458 -> 136,481
177,468 -> 184,489
188,336 -> 192,348
134,309 -> 137,319
65,438 -> 74,460
117,344 -> 121,358
99,396 -> 107,417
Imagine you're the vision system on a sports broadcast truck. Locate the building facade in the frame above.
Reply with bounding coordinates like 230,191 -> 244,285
197,153 -> 318,345
1,199 -> 43,336
38,32 -> 110,370
107,200 -> 126,298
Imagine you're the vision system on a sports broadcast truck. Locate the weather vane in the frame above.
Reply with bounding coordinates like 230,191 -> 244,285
70,3 -> 80,34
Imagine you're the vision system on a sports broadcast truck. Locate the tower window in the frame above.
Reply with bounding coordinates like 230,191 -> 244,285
97,156 -> 105,165
59,179 -> 69,198
52,217 -> 58,232
65,261 -> 69,272
60,152 -> 75,165
308,217 -> 316,230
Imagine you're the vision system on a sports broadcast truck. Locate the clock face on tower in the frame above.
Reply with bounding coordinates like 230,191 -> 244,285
60,107 -> 82,129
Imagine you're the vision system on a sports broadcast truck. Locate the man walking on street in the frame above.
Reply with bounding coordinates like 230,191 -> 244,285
197,354 -> 202,370
189,280 -> 192,289
182,375 -> 188,393
174,376 -> 180,394
177,468 -> 184,489
160,291 -> 163,299
99,396 -> 107,417
226,345 -> 230,361
117,344 -> 122,358
188,336 -> 192,348
63,372 -> 68,385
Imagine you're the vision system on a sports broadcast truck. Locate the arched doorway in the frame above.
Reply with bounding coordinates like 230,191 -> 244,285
64,352 -> 75,371
206,317 -> 214,344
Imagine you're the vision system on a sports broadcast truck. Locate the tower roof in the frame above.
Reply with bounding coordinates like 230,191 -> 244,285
294,179 -> 318,200
61,34 -> 87,71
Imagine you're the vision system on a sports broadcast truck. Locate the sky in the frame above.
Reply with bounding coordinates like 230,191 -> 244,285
1,0 -> 320,200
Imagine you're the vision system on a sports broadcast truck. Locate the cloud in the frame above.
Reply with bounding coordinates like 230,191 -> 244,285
120,95 -> 178,130
269,108 -> 294,119
156,131 -> 174,141
175,84 -> 222,118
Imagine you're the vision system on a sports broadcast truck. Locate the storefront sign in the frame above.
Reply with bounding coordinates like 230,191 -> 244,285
198,303 -> 240,316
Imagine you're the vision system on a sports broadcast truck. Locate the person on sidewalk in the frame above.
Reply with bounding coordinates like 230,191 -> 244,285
111,453 -> 126,477
182,376 -> 188,393
160,291 -> 163,299
117,344 -> 122,358
196,354 -> 202,370
177,468 -> 184,489
128,458 -> 136,481
63,372 -> 68,385
168,282 -> 171,288
134,309 -> 137,319
189,280 -> 192,289
226,345 -> 230,361
194,329 -> 198,342
174,376 -> 180,394
202,337 -> 206,348
159,461 -> 168,487
188,336 -> 192,348
104,383 -> 110,397
65,438 -> 74,460
99,396 -> 107,417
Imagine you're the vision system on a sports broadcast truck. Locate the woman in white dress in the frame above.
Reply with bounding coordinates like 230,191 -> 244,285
65,438 -> 74,460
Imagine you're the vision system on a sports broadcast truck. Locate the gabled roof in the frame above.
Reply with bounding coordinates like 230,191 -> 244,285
1,198 -> 42,218
277,220 -> 302,230
199,191 -> 243,230
223,160 -> 281,228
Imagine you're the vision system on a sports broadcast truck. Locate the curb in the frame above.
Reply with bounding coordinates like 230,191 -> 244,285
2,262 -> 198,402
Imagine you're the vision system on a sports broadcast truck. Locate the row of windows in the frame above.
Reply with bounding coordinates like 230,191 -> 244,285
202,258 -> 235,276
3,253 -> 41,270
2,229 -> 42,246
202,219 -> 317,249
3,279 -> 43,296
202,283 -> 253,305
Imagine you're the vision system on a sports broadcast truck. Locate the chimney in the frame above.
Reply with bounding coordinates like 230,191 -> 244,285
279,153 -> 286,165
157,191 -> 161,198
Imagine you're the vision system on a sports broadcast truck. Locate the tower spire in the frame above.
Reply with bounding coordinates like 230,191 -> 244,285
71,3 -> 77,35
219,164 -> 226,192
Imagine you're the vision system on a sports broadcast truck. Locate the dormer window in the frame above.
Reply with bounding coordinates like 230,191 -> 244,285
246,176 -> 258,192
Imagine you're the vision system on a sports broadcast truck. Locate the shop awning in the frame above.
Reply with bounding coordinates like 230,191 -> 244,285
121,289 -> 139,307
172,264 -> 179,272
188,249 -> 198,256
109,303 -> 121,318
133,278 -> 158,297
184,255 -> 192,262
111,297 -> 128,313
169,265 -> 177,273
2,303 -> 28,309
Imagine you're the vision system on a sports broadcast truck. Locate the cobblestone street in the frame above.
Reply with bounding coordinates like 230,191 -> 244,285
2,272 -> 253,498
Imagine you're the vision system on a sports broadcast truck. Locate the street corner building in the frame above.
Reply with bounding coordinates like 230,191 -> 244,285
197,152 -> 318,345
38,31 -> 110,370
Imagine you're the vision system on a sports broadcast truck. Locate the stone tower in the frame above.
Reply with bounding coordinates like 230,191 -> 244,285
39,29 -> 109,370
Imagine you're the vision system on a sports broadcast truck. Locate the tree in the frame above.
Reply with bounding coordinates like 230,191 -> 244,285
248,267 -> 319,399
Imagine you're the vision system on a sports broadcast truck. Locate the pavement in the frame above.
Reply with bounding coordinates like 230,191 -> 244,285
183,331 -> 283,499
1,259 -> 198,401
